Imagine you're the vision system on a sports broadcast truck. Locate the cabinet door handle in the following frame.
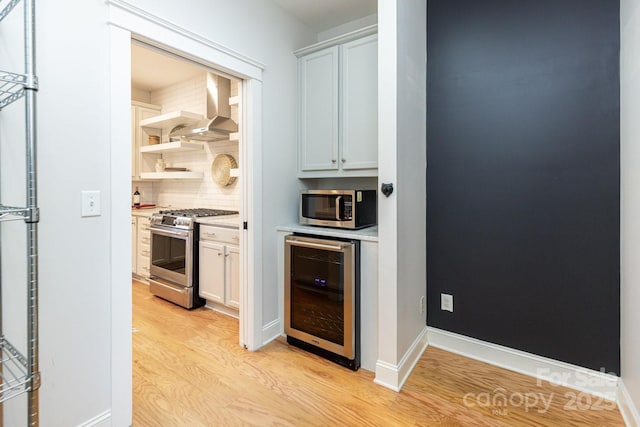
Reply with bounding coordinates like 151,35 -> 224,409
342,158 -> 346,163
332,159 -> 336,163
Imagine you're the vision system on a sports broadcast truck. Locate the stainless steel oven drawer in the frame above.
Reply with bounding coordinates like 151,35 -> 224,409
149,277 -> 194,309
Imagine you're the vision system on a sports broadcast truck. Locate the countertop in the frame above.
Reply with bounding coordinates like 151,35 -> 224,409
196,215 -> 240,228
131,209 -> 239,229
131,207 -> 163,218
276,224 -> 378,242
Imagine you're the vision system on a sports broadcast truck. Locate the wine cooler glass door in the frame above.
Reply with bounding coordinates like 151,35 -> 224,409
284,235 -> 355,359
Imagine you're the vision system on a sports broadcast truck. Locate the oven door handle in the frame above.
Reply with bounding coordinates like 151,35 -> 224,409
335,196 -> 342,221
150,227 -> 190,239
286,237 -> 347,252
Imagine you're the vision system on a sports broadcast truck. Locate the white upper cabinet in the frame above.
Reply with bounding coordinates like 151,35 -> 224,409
298,46 -> 340,172
341,34 -> 378,171
296,27 -> 378,178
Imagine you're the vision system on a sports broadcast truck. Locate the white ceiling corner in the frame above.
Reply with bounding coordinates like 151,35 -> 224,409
271,0 -> 377,33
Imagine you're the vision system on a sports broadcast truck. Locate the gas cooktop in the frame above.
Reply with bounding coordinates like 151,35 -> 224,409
150,208 -> 239,230
158,208 -> 239,218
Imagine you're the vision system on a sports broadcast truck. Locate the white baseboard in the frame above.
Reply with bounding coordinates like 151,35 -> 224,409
76,410 -> 111,427
374,326 -> 429,391
427,327 -> 619,400
261,318 -> 281,347
204,302 -> 239,319
618,379 -> 640,427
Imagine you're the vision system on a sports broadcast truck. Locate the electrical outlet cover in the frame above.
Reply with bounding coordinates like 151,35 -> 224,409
441,293 -> 453,312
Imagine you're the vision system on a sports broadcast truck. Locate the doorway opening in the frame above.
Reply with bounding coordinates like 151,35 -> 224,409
130,40 -> 246,320
128,38 -> 252,420
109,8 -> 265,420
129,38 -> 248,336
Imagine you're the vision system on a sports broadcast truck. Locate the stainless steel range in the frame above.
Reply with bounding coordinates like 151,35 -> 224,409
148,208 -> 238,309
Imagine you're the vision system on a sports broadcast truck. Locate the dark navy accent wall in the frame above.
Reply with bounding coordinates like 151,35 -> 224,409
426,0 -> 620,373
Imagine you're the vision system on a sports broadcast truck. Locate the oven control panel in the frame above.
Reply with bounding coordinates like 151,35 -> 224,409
149,213 -> 194,230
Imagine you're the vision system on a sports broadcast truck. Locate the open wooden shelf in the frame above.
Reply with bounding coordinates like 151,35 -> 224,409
140,141 -> 203,153
139,171 -> 204,180
140,110 -> 203,129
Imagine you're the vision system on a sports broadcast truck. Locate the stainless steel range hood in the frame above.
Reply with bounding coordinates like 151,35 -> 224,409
169,73 -> 238,141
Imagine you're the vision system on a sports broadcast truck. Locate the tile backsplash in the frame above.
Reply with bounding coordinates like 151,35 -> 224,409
133,72 -> 241,211
153,138 -> 240,210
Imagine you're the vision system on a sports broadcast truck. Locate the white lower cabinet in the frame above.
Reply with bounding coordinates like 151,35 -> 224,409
132,214 -> 151,280
199,225 -> 240,311
131,216 -> 137,274
199,240 -> 225,303
225,245 -> 240,309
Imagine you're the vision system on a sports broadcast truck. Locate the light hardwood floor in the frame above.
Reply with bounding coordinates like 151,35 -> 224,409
132,280 -> 625,426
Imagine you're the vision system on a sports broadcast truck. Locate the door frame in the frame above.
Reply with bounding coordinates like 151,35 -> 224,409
107,2 -> 264,424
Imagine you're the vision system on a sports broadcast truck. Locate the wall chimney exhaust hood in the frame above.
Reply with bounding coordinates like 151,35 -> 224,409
169,73 -> 238,142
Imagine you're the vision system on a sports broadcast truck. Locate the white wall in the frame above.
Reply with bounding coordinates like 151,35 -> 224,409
1,0 -> 113,425
317,14 -> 378,42
132,87 -> 151,103
620,0 -> 640,420
375,0 -> 427,390
395,0 -> 427,358
377,0 -> 400,376
2,0 -> 315,425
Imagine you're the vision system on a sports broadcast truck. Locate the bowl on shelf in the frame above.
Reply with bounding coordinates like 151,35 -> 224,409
212,154 -> 237,186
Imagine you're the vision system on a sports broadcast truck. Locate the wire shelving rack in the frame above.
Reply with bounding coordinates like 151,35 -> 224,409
0,0 -> 40,424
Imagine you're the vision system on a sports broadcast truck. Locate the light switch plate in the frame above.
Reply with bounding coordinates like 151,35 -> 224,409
81,190 -> 101,217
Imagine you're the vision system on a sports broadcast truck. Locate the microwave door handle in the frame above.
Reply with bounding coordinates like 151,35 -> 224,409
335,196 -> 342,221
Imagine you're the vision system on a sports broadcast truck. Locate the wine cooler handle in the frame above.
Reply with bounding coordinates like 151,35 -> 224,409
287,238 -> 346,252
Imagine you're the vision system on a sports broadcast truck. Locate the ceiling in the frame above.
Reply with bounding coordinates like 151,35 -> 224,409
271,0 -> 376,32
131,43 -> 204,92
131,1 -> 377,92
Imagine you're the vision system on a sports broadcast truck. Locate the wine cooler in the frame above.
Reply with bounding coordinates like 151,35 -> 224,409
284,234 -> 360,370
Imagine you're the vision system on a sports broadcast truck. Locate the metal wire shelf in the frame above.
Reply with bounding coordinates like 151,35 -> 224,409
0,205 -> 29,222
0,336 -> 30,403
0,0 -> 40,422
0,70 -> 28,110
0,0 -> 20,23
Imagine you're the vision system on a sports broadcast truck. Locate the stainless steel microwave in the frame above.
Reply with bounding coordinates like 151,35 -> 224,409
299,190 -> 377,229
